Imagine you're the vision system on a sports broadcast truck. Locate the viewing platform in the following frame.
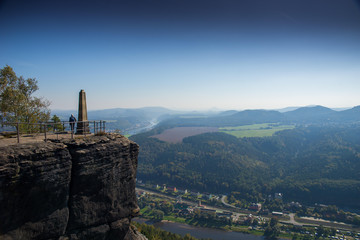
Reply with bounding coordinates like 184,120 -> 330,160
0,120 -> 106,147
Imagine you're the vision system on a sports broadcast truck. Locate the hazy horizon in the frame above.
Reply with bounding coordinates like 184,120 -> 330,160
51,104 -> 355,113
1,0 -> 360,111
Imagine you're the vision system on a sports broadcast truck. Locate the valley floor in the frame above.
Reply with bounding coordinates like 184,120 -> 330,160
136,185 -> 360,240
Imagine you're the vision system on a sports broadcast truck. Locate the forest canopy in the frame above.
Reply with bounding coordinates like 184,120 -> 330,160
131,124 -> 360,209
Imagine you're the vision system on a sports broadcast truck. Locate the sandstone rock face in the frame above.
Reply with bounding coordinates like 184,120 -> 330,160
0,134 -> 147,240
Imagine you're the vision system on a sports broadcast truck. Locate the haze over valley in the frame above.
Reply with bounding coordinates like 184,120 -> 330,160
2,0 -> 360,239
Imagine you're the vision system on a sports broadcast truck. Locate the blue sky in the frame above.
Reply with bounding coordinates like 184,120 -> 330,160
1,0 -> 360,110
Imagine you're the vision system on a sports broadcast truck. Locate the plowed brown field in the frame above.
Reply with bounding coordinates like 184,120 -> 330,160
150,127 -> 219,143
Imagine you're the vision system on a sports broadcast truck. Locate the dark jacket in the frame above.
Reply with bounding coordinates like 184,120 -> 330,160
69,116 -> 76,122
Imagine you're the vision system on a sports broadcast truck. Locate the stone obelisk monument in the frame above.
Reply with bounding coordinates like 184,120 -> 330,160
76,89 -> 90,134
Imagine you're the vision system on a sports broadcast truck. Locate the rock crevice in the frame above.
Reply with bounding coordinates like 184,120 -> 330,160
0,134 -> 146,240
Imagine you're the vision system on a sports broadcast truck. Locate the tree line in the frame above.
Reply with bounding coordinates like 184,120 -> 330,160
131,124 -> 360,209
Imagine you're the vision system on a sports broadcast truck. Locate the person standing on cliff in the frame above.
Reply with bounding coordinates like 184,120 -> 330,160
69,114 -> 76,132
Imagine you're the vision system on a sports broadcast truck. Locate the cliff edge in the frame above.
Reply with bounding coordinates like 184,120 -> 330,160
0,134 -> 147,240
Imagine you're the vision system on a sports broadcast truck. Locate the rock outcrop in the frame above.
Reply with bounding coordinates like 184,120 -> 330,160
0,134 -> 147,240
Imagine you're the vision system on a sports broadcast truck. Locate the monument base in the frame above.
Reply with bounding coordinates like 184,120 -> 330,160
76,122 -> 90,135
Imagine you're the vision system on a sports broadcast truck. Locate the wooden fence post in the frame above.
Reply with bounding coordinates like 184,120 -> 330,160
44,123 -> 47,142
17,122 -> 20,143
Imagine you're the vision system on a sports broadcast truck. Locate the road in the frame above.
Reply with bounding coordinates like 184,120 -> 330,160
282,213 -> 303,226
221,195 -> 238,209
136,187 -> 198,207
136,187 -> 246,217
136,187 -> 358,231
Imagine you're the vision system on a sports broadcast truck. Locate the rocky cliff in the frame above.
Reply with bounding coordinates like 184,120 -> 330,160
0,134 -> 147,240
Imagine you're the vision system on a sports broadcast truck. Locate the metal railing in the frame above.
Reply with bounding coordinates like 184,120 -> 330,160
0,120 -> 106,143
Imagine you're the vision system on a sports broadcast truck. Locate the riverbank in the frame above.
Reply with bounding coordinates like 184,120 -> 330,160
133,217 -> 265,240
137,187 -> 295,239
136,187 -> 360,239
162,217 -> 264,236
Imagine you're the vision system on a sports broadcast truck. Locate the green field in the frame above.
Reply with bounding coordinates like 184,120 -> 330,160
220,123 -> 294,138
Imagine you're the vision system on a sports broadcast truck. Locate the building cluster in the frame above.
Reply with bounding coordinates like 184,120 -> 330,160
137,188 -> 233,220
249,203 -> 262,211
137,180 -> 291,218
136,184 -> 360,239
136,180 -> 221,202
268,192 -> 283,200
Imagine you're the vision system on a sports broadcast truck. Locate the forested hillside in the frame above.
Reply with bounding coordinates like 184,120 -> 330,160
131,124 -> 360,208
159,106 -> 360,127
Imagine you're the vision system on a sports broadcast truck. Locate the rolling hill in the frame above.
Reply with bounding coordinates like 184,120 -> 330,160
131,124 -> 360,208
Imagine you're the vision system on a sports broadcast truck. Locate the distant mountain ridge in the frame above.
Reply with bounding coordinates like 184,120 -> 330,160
159,105 -> 360,127
52,105 -> 358,122
283,105 -> 336,123
52,105 -> 359,133
283,105 -> 360,124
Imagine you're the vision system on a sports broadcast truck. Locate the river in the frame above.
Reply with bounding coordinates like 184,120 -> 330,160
133,218 -> 264,240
